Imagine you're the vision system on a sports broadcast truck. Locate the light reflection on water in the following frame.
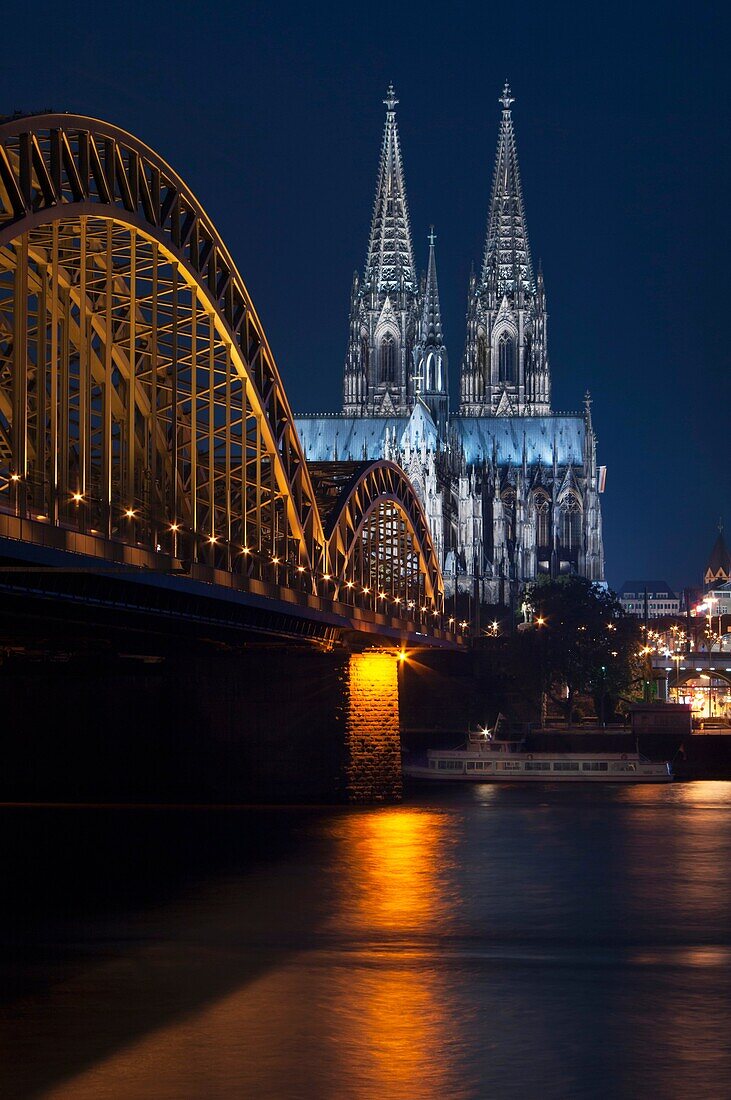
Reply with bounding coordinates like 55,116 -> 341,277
1,783 -> 730,1099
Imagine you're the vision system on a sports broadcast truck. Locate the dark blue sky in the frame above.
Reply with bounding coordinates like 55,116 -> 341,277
3,0 -> 729,591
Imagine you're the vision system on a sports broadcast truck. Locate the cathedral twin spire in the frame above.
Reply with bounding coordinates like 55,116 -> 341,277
343,82 -> 549,421
344,83 -> 445,418
363,84 -> 417,296
461,82 -> 550,416
481,82 -> 535,299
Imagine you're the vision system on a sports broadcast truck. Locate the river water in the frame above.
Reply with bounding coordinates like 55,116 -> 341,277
2,783 -> 731,1099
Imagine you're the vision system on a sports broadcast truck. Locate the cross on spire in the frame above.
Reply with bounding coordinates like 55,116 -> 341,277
500,82 -> 514,111
428,225 -> 436,247
384,83 -> 398,112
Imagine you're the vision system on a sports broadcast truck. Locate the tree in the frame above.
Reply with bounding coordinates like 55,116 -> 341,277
524,576 -> 640,725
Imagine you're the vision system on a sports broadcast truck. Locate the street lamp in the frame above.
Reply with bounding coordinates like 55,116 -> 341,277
671,652 -> 682,700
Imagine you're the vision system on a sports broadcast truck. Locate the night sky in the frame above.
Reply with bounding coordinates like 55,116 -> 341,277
3,0 -> 729,591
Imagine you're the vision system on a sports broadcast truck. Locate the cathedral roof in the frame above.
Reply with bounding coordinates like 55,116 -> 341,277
452,415 -> 585,467
480,83 -> 535,297
363,85 -> 417,296
295,403 -> 438,463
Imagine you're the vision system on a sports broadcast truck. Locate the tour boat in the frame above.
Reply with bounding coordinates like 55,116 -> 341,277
403,719 -> 673,783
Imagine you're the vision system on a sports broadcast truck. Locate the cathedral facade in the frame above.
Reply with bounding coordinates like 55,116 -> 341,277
296,85 -> 605,607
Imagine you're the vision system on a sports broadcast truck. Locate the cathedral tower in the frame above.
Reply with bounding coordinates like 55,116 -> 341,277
460,84 -> 550,416
413,229 -> 449,433
343,85 -> 421,416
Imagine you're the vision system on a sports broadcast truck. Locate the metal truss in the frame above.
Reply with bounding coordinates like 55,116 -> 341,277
0,114 -> 446,629
310,459 -> 443,611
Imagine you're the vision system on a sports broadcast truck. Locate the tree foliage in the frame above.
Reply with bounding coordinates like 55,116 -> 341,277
524,576 -> 641,723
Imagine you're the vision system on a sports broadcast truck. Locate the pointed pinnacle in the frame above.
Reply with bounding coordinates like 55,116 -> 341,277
500,82 -> 515,111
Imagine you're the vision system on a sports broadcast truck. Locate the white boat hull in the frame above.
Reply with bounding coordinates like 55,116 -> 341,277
403,764 -> 672,783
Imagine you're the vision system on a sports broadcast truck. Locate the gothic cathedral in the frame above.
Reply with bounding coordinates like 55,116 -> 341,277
295,85 -> 605,607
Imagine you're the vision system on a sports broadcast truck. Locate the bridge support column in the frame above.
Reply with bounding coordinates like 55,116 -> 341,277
344,650 -> 402,803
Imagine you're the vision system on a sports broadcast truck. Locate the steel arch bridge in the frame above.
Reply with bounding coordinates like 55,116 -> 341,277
0,114 -> 453,644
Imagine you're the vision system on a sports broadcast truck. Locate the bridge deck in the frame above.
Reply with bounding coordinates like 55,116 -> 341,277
0,513 -> 462,649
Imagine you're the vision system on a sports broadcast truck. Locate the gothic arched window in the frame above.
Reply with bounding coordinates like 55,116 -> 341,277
380,334 -> 397,384
498,331 -> 515,383
534,493 -> 551,547
560,496 -> 582,550
424,352 -> 433,391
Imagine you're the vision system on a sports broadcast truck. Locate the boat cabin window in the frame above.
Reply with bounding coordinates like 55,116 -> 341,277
582,761 -> 608,771
553,761 -> 580,771
438,760 -> 463,770
501,761 -> 521,770
525,761 -> 551,771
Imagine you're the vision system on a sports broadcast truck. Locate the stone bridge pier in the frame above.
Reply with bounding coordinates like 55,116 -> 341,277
0,644 -> 404,804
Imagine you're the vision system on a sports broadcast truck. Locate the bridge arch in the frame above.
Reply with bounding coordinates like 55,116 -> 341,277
309,460 -> 443,610
0,113 -> 324,577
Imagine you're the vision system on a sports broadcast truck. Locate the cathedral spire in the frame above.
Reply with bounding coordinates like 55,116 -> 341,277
421,227 -> 444,349
364,84 -> 417,295
414,228 -> 448,431
481,83 -> 535,297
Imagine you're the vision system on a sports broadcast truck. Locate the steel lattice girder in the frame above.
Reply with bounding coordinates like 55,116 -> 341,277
0,114 -> 445,621
0,114 -> 324,575
321,460 -> 443,604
